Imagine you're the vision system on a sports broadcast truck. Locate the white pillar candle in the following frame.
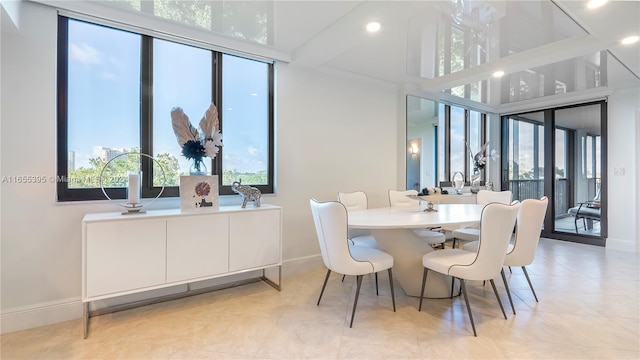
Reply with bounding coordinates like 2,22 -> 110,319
127,172 -> 140,204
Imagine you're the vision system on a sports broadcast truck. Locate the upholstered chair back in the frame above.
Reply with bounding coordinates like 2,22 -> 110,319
449,202 -> 519,281
476,190 -> 513,205
505,196 -> 548,267
309,199 -> 375,275
337,191 -> 368,211
389,189 -> 419,208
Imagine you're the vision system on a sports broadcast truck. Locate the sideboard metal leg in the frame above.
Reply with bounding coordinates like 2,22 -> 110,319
261,265 -> 282,291
83,302 -> 89,339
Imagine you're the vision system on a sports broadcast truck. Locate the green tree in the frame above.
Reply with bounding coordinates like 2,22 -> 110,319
223,169 -> 267,186
68,152 -> 181,188
154,152 -> 180,186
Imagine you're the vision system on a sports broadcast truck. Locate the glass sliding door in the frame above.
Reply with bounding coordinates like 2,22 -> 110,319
555,104 -> 603,238
503,112 -> 545,201
502,101 -> 606,245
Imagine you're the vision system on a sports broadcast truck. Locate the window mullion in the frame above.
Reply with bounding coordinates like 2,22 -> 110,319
141,35 -> 161,198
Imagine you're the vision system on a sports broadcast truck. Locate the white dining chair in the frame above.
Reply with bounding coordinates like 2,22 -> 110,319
310,199 -> 396,327
463,196 -> 548,313
337,191 -> 380,293
337,191 -> 377,249
419,201 -> 519,336
451,190 -> 513,248
388,189 -> 446,248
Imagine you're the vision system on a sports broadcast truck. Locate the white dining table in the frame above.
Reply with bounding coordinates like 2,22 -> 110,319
347,204 -> 484,298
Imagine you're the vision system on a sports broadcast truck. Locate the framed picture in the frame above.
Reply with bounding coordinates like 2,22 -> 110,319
179,175 -> 219,211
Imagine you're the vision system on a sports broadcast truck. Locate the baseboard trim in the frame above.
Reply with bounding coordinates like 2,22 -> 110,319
1,254 -> 324,334
1,297 -> 83,334
605,237 -> 638,253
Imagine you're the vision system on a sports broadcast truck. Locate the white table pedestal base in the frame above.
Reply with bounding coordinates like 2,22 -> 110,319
370,229 -> 460,298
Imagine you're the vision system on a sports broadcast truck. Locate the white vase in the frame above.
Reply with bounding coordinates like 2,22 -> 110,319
470,168 -> 481,194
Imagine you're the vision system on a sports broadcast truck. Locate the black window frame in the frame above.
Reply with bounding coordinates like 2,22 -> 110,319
56,15 -> 275,201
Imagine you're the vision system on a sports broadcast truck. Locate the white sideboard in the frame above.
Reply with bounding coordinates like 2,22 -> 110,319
82,204 -> 282,338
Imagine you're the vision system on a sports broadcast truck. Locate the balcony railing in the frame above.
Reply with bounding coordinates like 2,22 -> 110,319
508,178 -> 598,220
508,179 -> 567,218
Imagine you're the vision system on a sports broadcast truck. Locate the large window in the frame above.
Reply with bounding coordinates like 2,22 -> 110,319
57,16 -> 274,201
439,105 -> 487,185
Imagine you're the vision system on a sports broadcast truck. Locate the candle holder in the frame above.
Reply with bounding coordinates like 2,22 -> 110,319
452,171 -> 465,195
125,170 -> 143,214
99,152 -> 166,215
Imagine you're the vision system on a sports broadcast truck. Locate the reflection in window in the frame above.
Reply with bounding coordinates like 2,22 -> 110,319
505,52 -> 607,104
450,26 -> 464,74
153,0 -> 213,30
105,0 -> 270,45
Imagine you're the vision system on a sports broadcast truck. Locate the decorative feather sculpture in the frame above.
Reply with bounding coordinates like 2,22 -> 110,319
199,103 -> 222,159
170,103 -> 222,161
171,108 -> 199,145
466,141 -> 490,170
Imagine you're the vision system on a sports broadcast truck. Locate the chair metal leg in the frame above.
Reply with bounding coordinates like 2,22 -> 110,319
522,266 -> 539,302
489,279 -> 507,320
375,272 -> 379,296
388,268 -> 396,312
501,269 -> 516,315
452,238 -> 458,249
350,275 -> 363,328
317,269 -> 331,306
342,274 -> 345,282
419,267 -> 428,312
459,278 -> 477,337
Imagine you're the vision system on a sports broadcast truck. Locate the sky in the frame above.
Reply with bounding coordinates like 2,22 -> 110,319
67,19 -> 269,176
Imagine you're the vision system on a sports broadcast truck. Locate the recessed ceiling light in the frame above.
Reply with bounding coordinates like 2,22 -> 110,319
492,70 -> 505,78
366,21 -> 381,33
251,93 -> 258,96
621,35 -> 639,45
587,0 -> 608,9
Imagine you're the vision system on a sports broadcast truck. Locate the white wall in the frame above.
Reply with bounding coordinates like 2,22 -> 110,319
0,1 -> 399,333
271,64 -> 399,260
606,87 -> 639,252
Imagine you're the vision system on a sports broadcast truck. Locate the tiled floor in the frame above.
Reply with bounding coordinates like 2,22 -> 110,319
2,238 -> 638,359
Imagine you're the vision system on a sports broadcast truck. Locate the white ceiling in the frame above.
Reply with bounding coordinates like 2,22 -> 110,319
8,0 -> 640,110
265,0 -> 640,106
